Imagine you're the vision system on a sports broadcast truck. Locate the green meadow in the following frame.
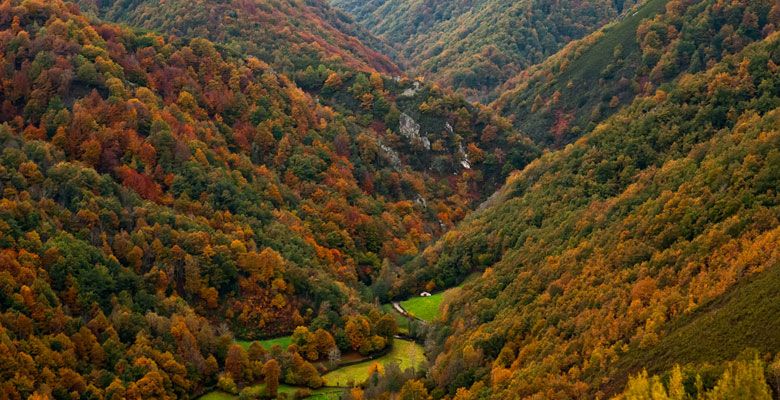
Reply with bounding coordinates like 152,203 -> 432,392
399,293 -> 445,321
322,339 -> 425,387
200,384 -> 342,400
235,335 -> 293,351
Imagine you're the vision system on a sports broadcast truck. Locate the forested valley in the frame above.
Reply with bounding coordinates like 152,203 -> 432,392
0,0 -> 779,399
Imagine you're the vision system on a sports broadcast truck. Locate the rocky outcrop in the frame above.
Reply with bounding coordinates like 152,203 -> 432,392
378,139 -> 403,171
458,143 -> 471,169
399,113 -> 430,150
400,81 -> 422,97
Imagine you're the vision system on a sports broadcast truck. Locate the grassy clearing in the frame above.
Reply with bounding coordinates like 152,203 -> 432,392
199,392 -> 235,400
199,384 -> 342,400
303,387 -> 344,399
236,335 -> 292,351
399,276 -> 476,321
400,292 -> 444,321
322,339 -> 425,387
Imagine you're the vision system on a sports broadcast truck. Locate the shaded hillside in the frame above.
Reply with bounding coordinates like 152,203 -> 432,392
76,0 -> 400,75
605,263 -> 780,396
495,0 -> 778,146
398,30 -> 780,398
332,0 -> 629,99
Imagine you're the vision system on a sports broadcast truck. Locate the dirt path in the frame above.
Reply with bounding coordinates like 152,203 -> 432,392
392,301 -> 407,316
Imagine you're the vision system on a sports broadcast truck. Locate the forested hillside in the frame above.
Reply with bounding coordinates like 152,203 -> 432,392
77,0 -> 540,201
332,0 -> 631,99
495,0 -> 778,146
2,0 -> 779,398
76,0 -> 400,75
398,28 -> 780,399
0,0 -> 536,397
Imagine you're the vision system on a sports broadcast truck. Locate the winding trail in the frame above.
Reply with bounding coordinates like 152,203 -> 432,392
391,301 -> 407,316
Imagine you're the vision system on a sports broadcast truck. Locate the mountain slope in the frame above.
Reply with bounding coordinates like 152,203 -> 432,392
494,0 -> 778,146
332,0 -> 630,99
0,0 -> 527,397
3,0 -> 779,398
75,0 -> 542,220
400,30 -> 780,398
76,0 -> 400,75
605,262 -> 780,395
0,0 -> 546,397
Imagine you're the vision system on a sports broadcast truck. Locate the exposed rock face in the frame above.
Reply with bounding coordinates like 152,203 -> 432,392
399,113 -> 420,137
377,139 -> 403,171
400,81 -> 422,97
415,194 -> 427,208
458,143 -> 471,169
445,122 -> 454,134
399,113 -> 430,150
373,136 -> 428,207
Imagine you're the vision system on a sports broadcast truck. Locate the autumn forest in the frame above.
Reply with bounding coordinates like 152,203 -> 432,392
0,0 -> 778,399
